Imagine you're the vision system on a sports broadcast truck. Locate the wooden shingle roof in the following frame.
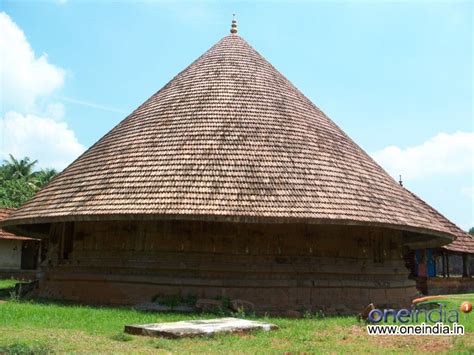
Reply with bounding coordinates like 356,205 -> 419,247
443,232 -> 474,254
0,34 -> 465,243
404,191 -> 473,254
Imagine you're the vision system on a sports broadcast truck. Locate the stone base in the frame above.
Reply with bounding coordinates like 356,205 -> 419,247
424,277 -> 474,295
125,318 -> 277,338
37,271 -> 419,315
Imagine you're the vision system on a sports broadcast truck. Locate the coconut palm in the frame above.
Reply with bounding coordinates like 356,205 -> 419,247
2,154 -> 38,179
31,168 -> 58,189
0,155 -> 57,207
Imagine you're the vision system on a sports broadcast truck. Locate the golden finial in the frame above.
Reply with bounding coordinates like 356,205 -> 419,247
230,14 -> 237,34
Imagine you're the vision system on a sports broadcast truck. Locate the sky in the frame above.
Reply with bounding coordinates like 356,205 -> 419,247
0,0 -> 472,230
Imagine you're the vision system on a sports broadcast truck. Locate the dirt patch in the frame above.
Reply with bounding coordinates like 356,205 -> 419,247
315,325 -> 454,352
349,325 -> 453,352
369,333 -> 452,352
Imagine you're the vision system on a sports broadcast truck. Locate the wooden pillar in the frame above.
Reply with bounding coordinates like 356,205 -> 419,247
446,252 -> 450,278
462,254 -> 470,278
37,242 -> 41,269
58,222 -> 65,260
442,252 -> 446,277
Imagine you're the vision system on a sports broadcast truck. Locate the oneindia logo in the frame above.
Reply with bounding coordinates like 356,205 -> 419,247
365,298 -> 470,336
368,304 -> 459,324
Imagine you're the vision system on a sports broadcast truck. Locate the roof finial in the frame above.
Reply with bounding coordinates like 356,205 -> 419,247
399,175 -> 403,187
230,14 -> 237,34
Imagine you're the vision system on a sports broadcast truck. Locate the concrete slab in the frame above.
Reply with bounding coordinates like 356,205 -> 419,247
124,317 -> 278,338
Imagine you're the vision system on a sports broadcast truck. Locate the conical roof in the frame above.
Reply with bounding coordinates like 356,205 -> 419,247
0,33 -> 464,243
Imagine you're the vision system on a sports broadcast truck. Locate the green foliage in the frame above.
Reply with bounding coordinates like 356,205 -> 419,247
0,155 -> 57,208
1,155 -> 38,179
217,295 -> 231,310
232,306 -> 250,319
469,227 -> 474,236
9,288 -> 21,302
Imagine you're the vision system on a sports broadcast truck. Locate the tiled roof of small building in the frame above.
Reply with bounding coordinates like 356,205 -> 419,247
444,232 -> 474,254
0,33 -> 465,242
404,191 -> 474,254
0,208 -> 38,241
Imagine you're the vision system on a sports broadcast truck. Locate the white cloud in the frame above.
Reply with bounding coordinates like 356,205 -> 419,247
0,111 -> 85,170
372,131 -> 474,180
45,102 -> 66,121
0,12 -> 65,112
0,12 -> 84,171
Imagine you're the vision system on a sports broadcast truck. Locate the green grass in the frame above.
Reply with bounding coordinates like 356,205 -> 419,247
0,288 -> 472,353
0,279 -> 21,290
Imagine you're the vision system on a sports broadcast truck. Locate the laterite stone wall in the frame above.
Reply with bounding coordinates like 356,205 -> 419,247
38,220 -> 418,314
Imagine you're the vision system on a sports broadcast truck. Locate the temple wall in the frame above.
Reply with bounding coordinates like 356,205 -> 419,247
0,239 -> 22,270
38,220 -> 418,314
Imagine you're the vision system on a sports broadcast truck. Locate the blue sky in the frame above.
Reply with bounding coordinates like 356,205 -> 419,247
0,0 -> 472,230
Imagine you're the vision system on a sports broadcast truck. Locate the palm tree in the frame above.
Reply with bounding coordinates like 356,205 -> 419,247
0,155 -> 57,208
31,168 -> 58,188
2,154 -> 38,179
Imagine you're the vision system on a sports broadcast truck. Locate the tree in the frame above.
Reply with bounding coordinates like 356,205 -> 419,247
2,154 -> 38,179
469,227 -> 474,237
0,155 -> 57,208
31,168 -> 58,187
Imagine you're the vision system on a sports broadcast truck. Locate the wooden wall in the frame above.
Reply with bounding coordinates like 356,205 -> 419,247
38,220 -> 418,314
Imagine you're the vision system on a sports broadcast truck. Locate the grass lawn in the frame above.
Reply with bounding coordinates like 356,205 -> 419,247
0,280 -> 472,353
0,279 -> 22,290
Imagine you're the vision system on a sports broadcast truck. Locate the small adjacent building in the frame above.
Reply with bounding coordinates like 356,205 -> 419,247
0,208 -> 41,278
403,192 -> 474,295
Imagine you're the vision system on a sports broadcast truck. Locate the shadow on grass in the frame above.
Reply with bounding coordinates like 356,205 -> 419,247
8,296 -> 208,317
0,342 -> 52,355
110,332 -> 133,342
7,297 -> 349,323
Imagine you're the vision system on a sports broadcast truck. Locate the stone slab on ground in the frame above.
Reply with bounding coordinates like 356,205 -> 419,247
124,317 -> 278,338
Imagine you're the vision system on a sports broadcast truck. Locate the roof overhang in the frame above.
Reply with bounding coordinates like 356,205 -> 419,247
0,235 -> 40,241
0,212 -> 455,247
